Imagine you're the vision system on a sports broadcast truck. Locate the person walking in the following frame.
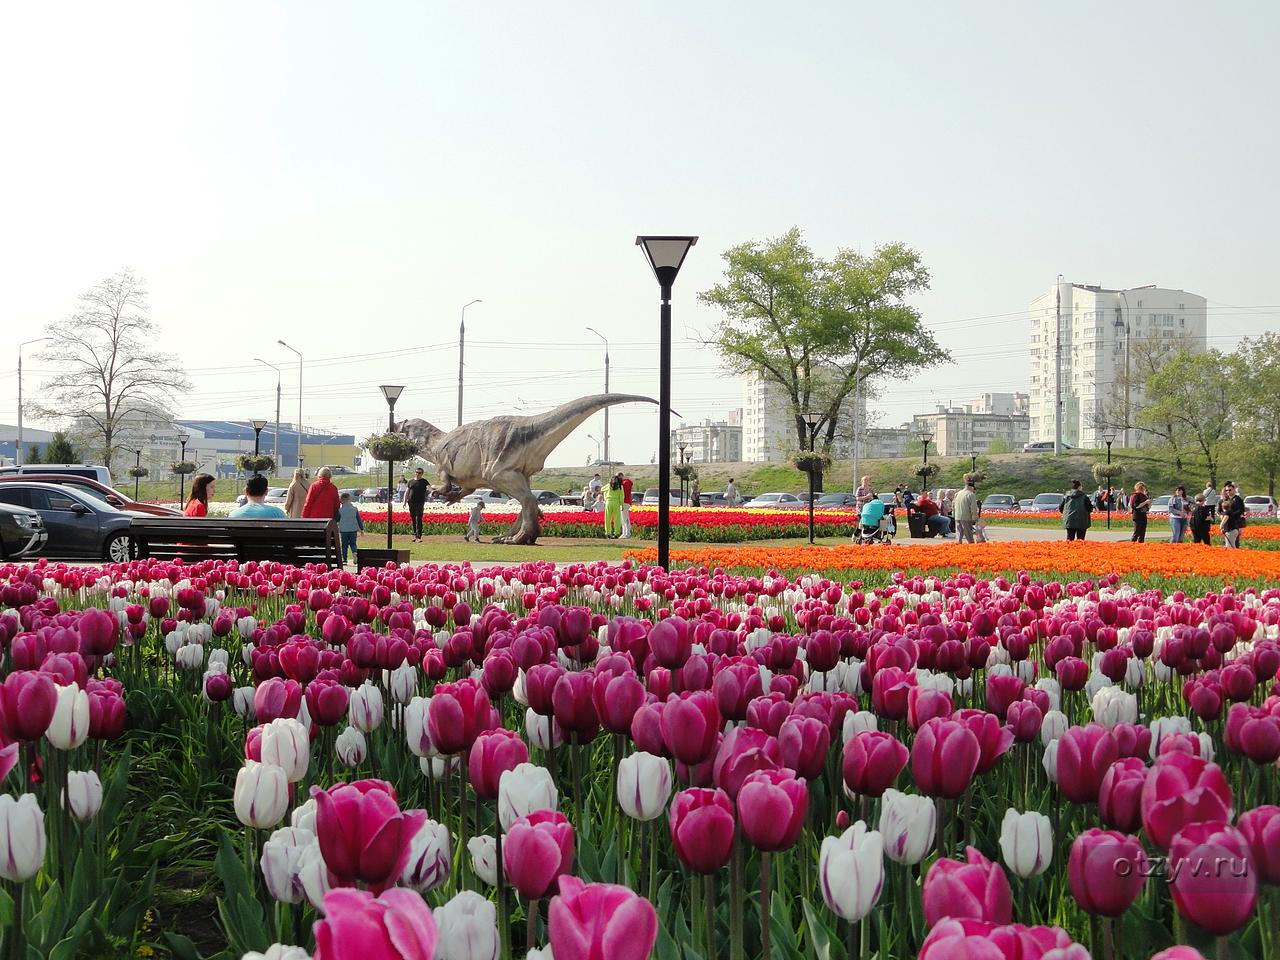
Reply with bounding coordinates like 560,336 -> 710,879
405,467 -> 430,542
725,478 -> 740,506
229,475 -> 287,518
620,473 -> 634,538
337,492 -> 364,566
1220,481 -> 1246,548
1061,479 -> 1093,541
1190,494 -> 1214,545
588,473 -> 603,504
284,468 -> 309,518
302,466 -> 341,520
1129,482 -> 1152,543
855,476 -> 876,508
1203,482 -> 1220,512
952,479 -> 981,543
465,497 -> 485,543
1167,485 -> 1191,544
184,473 -> 215,517
603,474 -> 624,538
396,475 -> 409,505
690,477 -> 701,507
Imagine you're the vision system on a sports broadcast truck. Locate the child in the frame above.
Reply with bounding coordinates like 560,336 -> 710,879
1190,494 -> 1214,545
337,492 -> 364,565
466,498 -> 485,543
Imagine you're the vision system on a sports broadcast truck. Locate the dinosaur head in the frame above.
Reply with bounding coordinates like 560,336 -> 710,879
393,418 -> 446,458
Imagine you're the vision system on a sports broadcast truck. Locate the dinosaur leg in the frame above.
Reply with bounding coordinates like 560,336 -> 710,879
490,472 -> 541,545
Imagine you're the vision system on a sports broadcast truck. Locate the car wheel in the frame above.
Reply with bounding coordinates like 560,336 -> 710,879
104,532 -> 133,564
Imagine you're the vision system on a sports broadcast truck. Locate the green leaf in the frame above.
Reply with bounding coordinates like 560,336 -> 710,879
654,922 -> 682,960
163,931 -> 207,960
802,899 -> 834,960
0,887 -> 12,928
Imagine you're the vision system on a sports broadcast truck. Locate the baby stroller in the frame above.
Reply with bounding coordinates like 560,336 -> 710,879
853,500 -> 895,545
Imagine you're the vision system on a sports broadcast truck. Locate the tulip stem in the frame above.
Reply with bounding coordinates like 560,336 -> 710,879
759,851 -> 772,960
458,754 -> 469,890
8,881 -> 24,960
526,898 -> 538,953
847,919 -> 856,960
705,873 -> 716,960
730,835 -> 744,960
1217,935 -> 1228,960
934,798 -> 945,860
648,818 -> 658,907
1102,917 -> 1115,960
496,829 -> 510,960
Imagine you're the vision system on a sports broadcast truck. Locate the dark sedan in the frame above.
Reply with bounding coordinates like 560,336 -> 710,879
814,493 -> 859,508
0,473 -> 181,517
0,502 -> 47,560
0,482 -> 136,562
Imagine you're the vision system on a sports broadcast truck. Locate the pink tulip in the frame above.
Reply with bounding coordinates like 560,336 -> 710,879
0,671 -> 57,741
1067,828 -> 1146,916
1150,949 -> 1207,960
1140,752 -> 1233,850
311,779 -> 428,892
314,888 -> 437,960
778,716 -> 829,781
77,608 -> 118,657
842,731 -> 908,798
737,769 -> 808,852
1098,758 -> 1147,833
907,687 -> 953,731
427,678 -> 491,755
911,718 -> 981,799
1169,821 -> 1256,935
985,674 -> 1025,722
1005,700 -> 1043,744
1055,724 -> 1119,805
953,709 -> 1015,774
922,846 -> 1012,926
712,726 -> 780,801
918,920 -> 1089,960
592,671 -> 645,735
649,617 -> 692,670
468,728 -> 530,801
305,677 -> 350,727
504,809 -> 575,900
552,670 -> 600,744
669,788 -> 735,874
253,677 -> 303,724
1238,805 -> 1280,885
548,875 -> 658,960
659,691 -> 720,766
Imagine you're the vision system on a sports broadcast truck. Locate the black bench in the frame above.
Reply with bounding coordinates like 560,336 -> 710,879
129,517 -> 341,565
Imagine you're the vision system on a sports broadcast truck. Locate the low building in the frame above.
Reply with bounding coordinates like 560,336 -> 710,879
910,405 -> 1030,457
174,421 -> 358,476
670,417 -> 743,464
742,369 -> 867,462
861,426 -> 911,460
0,424 -> 56,465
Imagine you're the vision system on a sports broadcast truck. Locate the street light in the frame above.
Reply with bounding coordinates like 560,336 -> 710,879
254,358 -> 282,475
587,434 -> 602,464
636,234 -> 698,570
970,452 -> 978,474
457,299 -> 482,428
803,411 -> 822,545
1103,430 -> 1117,530
251,419 -> 268,474
16,337 -> 51,466
677,442 -> 687,506
177,433 -> 191,505
277,340 -> 303,468
134,449 -> 143,501
380,385 -> 405,549
586,326 -> 610,462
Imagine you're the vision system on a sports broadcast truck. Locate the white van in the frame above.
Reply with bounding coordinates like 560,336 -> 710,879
0,464 -> 115,485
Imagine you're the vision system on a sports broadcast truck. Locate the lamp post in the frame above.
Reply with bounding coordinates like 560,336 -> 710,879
277,340 -> 303,468
134,449 -> 142,501
588,434 -> 602,464
586,326 -> 610,462
380,386 -> 405,549
251,419 -> 268,474
803,411 -> 822,545
16,337 -> 50,466
254,358 -> 282,476
177,434 -> 190,505
1103,430 -> 1117,530
636,235 -> 698,570
457,299 -> 482,428
970,452 -> 978,474
677,442 -> 687,505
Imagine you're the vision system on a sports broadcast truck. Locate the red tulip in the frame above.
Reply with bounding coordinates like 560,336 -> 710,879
548,875 -> 658,960
77,608 -> 118,657
669,788 -> 735,874
649,617 -> 692,670
911,718 -> 980,800
87,689 -> 126,740
314,887 -> 436,960
304,676 -> 350,727
778,715 -> 829,781
311,779 -> 428,892
504,809 -> 575,899
427,678 -> 490,755
1055,724 -> 1119,805
870,666 -> 914,720
1097,758 -> 1147,833
1140,752 -> 1233,850
659,691 -> 720,766
1237,805 -> 1280,886
842,730 -> 908,798
1067,828 -> 1146,916
737,768 -> 808,852
922,846 -> 1012,926
468,728 -> 530,801
1006,700 -> 1043,743
984,674 -> 1024,722
1169,821 -> 1256,935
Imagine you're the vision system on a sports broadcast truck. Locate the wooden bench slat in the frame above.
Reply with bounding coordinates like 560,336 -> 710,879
128,517 -> 341,565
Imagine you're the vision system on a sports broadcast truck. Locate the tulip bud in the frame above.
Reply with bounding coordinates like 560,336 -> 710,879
0,794 -> 45,881
46,682 -> 90,750
1091,686 -> 1138,728
63,770 -> 103,822
234,761 -> 290,829
468,835 -> 499,886
335,727 -> 368,768
548,876 -> 658,960
401,818 -> 451,892
998,809 -> 1052,878
1039,710 -> 1068,745
241,945 -> 311,960
291,798 -> 318,833
1169,821 -> 1256,935
499,763 -> 558,831
504,810 -> 574,900
922,846 -> 1012,926
232,686 -> 257,721
818,820 -> 884,921
296,843 -> 331,912
387,663 -> 418,704
176,643 -> 205,672
349,682 -> 385,733
525,708 -> 564,751
669,788 -> 735,874
878,788 -> 935,865
260,826 -> 315,904
434,891 -> 499,960
261,718 -> 311,783
1068,828 -> 1146,916
617,751 -> 674,822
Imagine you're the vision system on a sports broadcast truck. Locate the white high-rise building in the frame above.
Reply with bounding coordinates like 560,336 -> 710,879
1028,282 -> 1207,449
741,369 -> 867,462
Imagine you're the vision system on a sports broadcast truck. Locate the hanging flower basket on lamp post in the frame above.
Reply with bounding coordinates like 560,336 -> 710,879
235,454 -> 276,476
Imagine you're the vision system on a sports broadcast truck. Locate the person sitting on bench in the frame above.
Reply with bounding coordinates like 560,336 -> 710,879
229,475 -> 287,519
914,490 -> 953,537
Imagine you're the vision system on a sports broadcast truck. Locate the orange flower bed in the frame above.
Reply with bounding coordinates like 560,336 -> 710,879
1244,525 -> 1280,541
623,539 -> 1280,580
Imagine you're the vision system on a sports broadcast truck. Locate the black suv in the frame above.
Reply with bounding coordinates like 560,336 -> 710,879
0,502 -> 48,560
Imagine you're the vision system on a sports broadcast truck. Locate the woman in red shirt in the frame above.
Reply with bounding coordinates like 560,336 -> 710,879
185,474 -> 216,517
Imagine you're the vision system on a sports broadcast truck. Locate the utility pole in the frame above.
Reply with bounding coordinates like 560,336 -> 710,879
1118,290 -> 1132,450
586,327 -> 610,461
850,376 -> 861,492
1054,275 -> 1063,457
457,299 -> 482,428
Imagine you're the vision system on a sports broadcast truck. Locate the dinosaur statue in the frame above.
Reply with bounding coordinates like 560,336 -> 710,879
394,393 -> 657,545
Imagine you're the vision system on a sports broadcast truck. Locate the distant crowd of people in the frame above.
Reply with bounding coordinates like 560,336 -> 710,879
1062,479 -> 1248,547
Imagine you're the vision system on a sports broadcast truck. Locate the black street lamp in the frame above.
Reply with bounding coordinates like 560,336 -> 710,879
177,434 -> 190,505
803,411 -> 822,545
918,429 -> 934,469
636,235 -> 698,570
970,452 -> 978,474
251,419 -> 268,474
380,386 -> 405,549
134,449 -> 142,501
1103,430 -> 1117,530
677,442 -> 687,506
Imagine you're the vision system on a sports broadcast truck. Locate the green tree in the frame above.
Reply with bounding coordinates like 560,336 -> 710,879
1139,349 -> 1238,487
700,228 -> 944,481
26,445 -> 41,464
1231,332 -> 1280,497
987,437 -> 1011,455
44,430 -> 78,463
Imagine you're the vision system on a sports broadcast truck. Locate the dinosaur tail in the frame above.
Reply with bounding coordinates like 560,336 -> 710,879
523,394 -> 661,453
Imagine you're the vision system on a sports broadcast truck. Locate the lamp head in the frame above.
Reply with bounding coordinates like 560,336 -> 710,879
1102,431 -> 1117,445
636,236 -> 698,294
802,410 -> 822,429
917,430 -> 934,445
178,434 -> 190,444
252,419 -> 268,431
380,384 -> 406,405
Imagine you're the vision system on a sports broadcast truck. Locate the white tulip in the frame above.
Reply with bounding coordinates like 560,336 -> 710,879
349,682 -> 384,733
63,770 -> 103,821
335,726 -> 367,768
1033,678 -> 1061,712
1041,740 -> 1059,784
175,643 -> 205,671
401,818 -> 451,892
616,752 -> 673,821
260,718 -> 310,783
1149,716 -> 1193,758
878,789 -> 935,865
387,663 -> 418,704
236,615 -> 258,638
290,798 -> 317,833
498,763 -> 558,831
468,834 -> 498,886
434,890 -> 499,960
524,708 -> 563,751
1123,657 -> 1146,690
234,761 -> 289,829
404,696 -> 435,757
525,949 -> 554,960
843,710 -> 879,742
422,755 -> 461,780
241,945 -> 310,960
818,821 -> 884,922
208,648 -> 231,670
0,793 -> 46,881
998,809 -> 1052,878
1040,710 -> 1069,745
296,842 -> 330,912
1091,686 -> 1138,728
260,826 -> 315,904
1085,671 -> 1112,702
47,682 -> 90,750
232,686 -> 257,721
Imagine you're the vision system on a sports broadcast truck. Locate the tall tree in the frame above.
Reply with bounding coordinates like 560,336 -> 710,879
25,445 -> 41,464
36,270 -> 190,472
44,430 -> 77,464
1139,349 -> 1238,487
1231,333 -> 1280,497
1093,332 -> 1200,466
700,228 -> 943,467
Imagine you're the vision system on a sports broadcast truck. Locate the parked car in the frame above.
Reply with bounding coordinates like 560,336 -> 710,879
265,487 -> 288,504
504,490 -> 564,507
0,463 -> 115,485
0,473 -> 180,517
323,465 -> 354,475
1245,495 -> 1278,517
742,492 -> 804,509
878,493 -> 899,506
0,482 -> 136,562
362,487 -> 390,503
1019,498 -> 1035,511
460,488 -> 508,505
641,488 -> 682,506
1148,495 -> 1172,515
981,494 -> 1017,511
591,459 -> 625,468
1021,441 -> 1074,453
814,493 -> 858,508
698,492 -> 729,508
0,502 -> 47,560
1032,492 -> 1066,512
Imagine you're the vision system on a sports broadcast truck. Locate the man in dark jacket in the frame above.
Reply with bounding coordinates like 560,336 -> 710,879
1061,479 -> 1093,541
1220,481 -> 1247,548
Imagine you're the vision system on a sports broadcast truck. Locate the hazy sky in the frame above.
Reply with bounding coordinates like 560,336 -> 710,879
3,2 -> 1277,467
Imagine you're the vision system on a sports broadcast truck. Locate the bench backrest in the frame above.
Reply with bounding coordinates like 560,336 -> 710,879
129,517 -> 339,565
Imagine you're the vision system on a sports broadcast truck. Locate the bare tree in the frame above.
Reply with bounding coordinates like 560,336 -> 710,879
36,270 -> 190,472
1092,333 -> 1199,467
